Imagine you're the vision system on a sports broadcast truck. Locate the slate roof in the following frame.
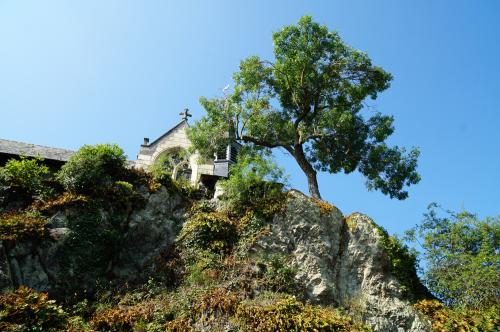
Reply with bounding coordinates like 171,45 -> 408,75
0,139 -> 74,162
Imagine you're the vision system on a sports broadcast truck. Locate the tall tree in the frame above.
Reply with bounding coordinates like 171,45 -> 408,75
189,16 -> 420,199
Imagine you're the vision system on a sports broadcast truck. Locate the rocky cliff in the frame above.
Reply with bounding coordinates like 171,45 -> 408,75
0,187 -> 186,296
252,191 -> 430,331
0,187 -> 431,331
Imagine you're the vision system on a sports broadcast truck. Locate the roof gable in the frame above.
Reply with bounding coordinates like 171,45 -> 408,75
146,120 -> 189,147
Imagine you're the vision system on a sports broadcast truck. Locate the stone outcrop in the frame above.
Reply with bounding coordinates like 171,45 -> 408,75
0,186 -> 185,294
0,188 -> 431,331
112,187 -> 185,280
251,190 -> 431,332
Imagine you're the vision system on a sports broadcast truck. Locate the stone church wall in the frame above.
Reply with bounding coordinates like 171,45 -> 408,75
135,121 -> 217,187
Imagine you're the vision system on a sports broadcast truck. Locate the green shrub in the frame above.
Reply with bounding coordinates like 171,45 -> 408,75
178,211 -> 237,254
236,210 -> 267,247
189,200 -> 216,214
149,155 -> 172,183
68,298 -> 96,321
219,147 -> 287,214
56,144 -> 127,194
113,180 -> 133,192
0,210 -> 47,241
0,286 -> 68,332
236,295 -> 370,331
0,156 -> 51,203
173,179 -> 201,199
0,168 -> 8,185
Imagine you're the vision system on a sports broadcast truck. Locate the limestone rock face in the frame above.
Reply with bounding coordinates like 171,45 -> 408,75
0,226 -> 69,292
252,191 -> 431,332
113,187 -> 185,280
0,186 -> 185,293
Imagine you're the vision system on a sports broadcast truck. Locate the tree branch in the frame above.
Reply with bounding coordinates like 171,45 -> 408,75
241,135 -> 290,151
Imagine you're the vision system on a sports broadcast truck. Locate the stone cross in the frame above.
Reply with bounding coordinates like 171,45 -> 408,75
179,108 -> 192,121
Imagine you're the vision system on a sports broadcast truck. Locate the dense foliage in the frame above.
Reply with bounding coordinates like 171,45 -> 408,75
0,156 -> 51,206
178,210 -> 237,254
217,147 -> 287,213
56,144 -> 127,194
0,145 -> 168,301
258,254 -> 303,294
406,204 -> 499,309
188,15 -> 420,199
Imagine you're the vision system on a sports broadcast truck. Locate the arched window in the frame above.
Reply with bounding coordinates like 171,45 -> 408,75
153,147 -> 192,182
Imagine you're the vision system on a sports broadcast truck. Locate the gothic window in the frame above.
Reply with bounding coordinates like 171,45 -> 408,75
155,147 -> 192,182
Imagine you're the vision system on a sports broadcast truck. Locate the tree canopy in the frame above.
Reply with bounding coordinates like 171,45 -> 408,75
406,204 -> 499,309
188,16 -> 420,199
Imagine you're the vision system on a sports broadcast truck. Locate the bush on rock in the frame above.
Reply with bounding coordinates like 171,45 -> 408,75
56,144 -> 127,195
0,156 -> 51,207
178,211 -> 237,254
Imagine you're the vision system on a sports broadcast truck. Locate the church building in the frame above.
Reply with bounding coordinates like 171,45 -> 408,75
135,109 -> 239,188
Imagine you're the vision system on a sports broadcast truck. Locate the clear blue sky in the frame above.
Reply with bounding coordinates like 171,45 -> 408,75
1,1 -> 498,236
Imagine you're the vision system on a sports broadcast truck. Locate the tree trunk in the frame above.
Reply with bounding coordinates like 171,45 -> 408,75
305,169 -> 322,200
293,144 -> 322,200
